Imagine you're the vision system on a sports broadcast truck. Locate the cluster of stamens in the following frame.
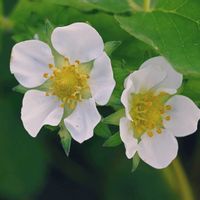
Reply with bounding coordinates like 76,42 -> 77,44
43,58 -> 90,109
129,91 -> 172,138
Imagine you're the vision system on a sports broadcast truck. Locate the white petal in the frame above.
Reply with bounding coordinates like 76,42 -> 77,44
138,130 -> 178,169
164,95 -> 200,137
140,56 -> 183,90
120,117 -> 138,159
127,64 -> 166,94
89,52 -> 115,105
155,88 -> 177,95
21,90 -> 64,137
51,22 -> 104,64
10,40 -> 54,88
121,66 -> 166,120
64,98 -> 101,143
121,78 -> 135,120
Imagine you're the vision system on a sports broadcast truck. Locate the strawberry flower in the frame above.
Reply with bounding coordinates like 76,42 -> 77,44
120,56 -> 200,169
10,22 -> 115,143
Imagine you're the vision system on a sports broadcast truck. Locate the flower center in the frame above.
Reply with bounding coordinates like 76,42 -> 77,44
129,91 -> 172,138
43,59 -> 90,109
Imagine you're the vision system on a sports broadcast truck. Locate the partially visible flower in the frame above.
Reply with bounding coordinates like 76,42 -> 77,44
120,56 -> 200,169
10,22 -> 115,143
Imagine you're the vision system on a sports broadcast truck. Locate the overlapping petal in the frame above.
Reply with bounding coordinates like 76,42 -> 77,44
10,40 -> 54,88
51,22 -> 104,64
140,56 -> 183,90
21,90 -> 64,137
127,64 -> 166,93
120,117 -> 138,159
121,65 -> 166,120
89,52 -> 115,105
64,98 -> 101,143
138,130 -> 178,169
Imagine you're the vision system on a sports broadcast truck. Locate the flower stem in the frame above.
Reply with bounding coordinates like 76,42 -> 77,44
143,0 -> 151,12
163,158 -> 194,200
127,0 -> 142,12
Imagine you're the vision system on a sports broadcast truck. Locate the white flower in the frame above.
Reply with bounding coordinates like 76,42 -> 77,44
10,22 -> 115,143
120,56 -> 200,169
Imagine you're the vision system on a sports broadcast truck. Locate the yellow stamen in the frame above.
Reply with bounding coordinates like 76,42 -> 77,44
48,64 -> 54,69
165,116 -> 171,121
147,130 -> 153,137
46,60 -> 90,109
156,128 -> 162,134
43,73 -> 49,78
75,60 -> 80,65
165,105 -> 172,110
130,91 -> 170,139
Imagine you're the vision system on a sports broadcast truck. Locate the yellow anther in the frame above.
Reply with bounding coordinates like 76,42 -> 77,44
46,62 -> 90,109
75,60 -> 80,65
64,57 -> 69,61
147,131 -> 153,137
48,64 -> 54,69
146,101 -> 152,107
156,128 -> 162,134
165,116 -> 171,121
165,105 -> 172,110
45,92 -> 49,96
129,91 -> 170,139
60,103 -> 64,108
43,73 -> 49,78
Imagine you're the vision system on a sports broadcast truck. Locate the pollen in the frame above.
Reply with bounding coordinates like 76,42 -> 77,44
46,59 -> 90,109
129,91 -> 171,139
48,64 -> 54,69
43,73 -> 49,78
165,105 -> 172,110
165,116 -> 171,121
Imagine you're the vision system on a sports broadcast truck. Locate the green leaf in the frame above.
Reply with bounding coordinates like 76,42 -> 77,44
103,109 -> 125,126
48,0 -> 130,14
104,41 -> 121,56
182,78 -> 200,104
58,126 -> 72,157
95,122 -> 112,138
132,153 -> 140,172
103,132 -> 121,147
116,0 -> 200,76
0,0 -> 3,15
12,84 -> 28,94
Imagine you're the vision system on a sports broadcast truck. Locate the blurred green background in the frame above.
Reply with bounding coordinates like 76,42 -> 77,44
0,0 -> 200,199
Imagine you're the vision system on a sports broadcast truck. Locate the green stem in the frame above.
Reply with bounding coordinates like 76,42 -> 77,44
163,158 -> 194,200
127,0 -> 142,12
143,0 -> 151,12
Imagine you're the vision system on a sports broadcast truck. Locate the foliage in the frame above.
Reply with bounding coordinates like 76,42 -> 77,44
0,0 -> 200,199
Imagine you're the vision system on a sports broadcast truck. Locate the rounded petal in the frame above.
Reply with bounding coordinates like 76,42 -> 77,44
120,117 -> 138,159
164,95 -> 200,137
127,64 -> 166,94
89,52 -> 115,105
140,56 -> 183,90
138,130 -> 178,169
21,90 -> 64,137
64,98 -> 101,143
121,65 -> 166,120
10,40 -> 54,88
51,22 -> 104,64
